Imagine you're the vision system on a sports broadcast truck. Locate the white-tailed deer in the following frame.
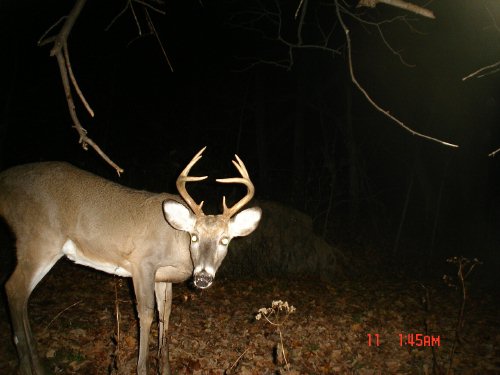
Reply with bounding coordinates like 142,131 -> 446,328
0,147 -> 262,375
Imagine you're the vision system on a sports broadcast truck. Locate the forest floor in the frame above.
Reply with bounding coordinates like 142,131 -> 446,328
0,259 -> 498,375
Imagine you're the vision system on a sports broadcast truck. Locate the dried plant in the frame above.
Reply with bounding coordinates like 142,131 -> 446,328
443,256 -> 482,375
256,300 -> 296,372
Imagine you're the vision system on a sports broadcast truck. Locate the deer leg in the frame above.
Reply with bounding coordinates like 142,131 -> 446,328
155,282 -> 172,375
133,269 -> 156,375
5,240 -> 62,375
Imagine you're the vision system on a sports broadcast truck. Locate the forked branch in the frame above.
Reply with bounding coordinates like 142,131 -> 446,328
106,0 -> 172,71
38,0 -> 124,175
463,61 -> 500,151
462,60 -> 500,81
336,1 -> 458,148
236,0 -> 457,149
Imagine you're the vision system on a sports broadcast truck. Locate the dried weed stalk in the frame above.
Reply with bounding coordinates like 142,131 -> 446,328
256,300 -> 296,372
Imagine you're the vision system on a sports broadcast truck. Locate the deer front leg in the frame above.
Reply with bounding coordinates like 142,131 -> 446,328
133,269 -> 156,375
6,239 -> 62,375
6,272 -> 45,375
155,282 -> 173,375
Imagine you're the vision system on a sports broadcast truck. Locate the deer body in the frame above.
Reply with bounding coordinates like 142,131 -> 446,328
1,162 -> 193,280
0,149 -> 261,375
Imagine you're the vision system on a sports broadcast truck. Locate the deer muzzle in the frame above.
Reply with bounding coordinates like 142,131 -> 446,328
194,270 -> 213,289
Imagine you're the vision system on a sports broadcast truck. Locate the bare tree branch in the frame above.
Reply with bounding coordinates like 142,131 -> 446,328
357,0 -> 435,19
145,8 -> 173,71
296,0 -> 308,45
228,0 -> 342,71
134,0 -> 166,14
38,16 -> 67,45
38,0 -> 168,173
231,0 -> 457,148
462,60 -> 500,81
105,2 -> 130,32
295,0 -> 306,19
63,43 -> 94,117
106,0 -> 166,33
473,2 -> 500,156
336,1 -> 458,148
39,0 -> 124,175
485,2 -> 500,33
333,8 -> 419,66
489,148 -> 500,158
130,0 -> 142,35
106,0 -> 170,70
375,24 -> 416,67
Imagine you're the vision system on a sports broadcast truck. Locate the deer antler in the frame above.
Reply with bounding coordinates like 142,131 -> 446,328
216,154 -> 255,219
176,147 -> 208,216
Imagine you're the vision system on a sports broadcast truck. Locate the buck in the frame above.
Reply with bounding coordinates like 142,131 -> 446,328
0,147 -> 262,375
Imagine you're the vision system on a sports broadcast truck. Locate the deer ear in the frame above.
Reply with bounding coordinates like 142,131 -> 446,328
163,200 -> 196,232
229,207 -> 262,237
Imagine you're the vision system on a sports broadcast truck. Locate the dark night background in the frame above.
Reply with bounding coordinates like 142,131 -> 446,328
1,0 -> 500,373
1,0 -> 499,281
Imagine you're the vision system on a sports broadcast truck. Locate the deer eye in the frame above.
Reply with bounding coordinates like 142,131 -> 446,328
191,234 -> 198,243
220,237 -> 229,246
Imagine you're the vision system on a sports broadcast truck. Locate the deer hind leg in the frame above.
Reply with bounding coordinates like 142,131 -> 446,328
155,282 -> 173,375
5,238 -> 63,375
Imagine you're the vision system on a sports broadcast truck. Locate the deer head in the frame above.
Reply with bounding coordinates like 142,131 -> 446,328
162,147 -> 262,288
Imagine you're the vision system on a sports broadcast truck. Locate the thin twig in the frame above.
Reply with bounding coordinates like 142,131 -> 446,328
105,2 -> 130,31
295,0 -> 305,19
462,60 -> 500,81
488,147 -> 500,157
130,0 -> 142,35
145,8 -> 173,71
278,328 -> 290,371
393,170 -> 413,255
485,2 -> 500,33
296,0 -> 308,46
109,279 -> 122,374
135,0 -> 166,14
357,0 -> 435,19
63,41 -> 94,117
106,0 -> 166,31
375,25 -> 416,67
226,348 -> 249,374
114,279 -> 121,364
158,284 -> 169,370
38,16 -> 67,46
445,257 -> 482,375
44,301 -> 82,330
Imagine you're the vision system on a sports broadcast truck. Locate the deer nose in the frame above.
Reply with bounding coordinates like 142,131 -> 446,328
194,270 -> 213,289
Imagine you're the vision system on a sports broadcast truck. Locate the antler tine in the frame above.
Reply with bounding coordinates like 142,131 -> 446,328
176,147 -> 208,216
231,155 -> 250,179
216,154 -> 255,218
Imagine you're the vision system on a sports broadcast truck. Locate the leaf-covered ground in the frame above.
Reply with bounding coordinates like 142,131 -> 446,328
0,260 -> 498,374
